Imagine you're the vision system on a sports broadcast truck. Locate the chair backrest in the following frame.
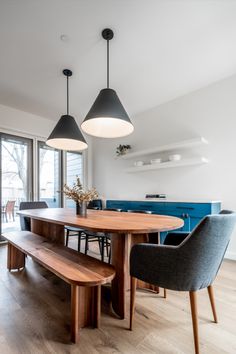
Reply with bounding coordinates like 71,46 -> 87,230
6,200 -> 16,213
127,210 -> 152,214
19,201 -> 48,231
175,211 -> 236,290
87,199 -> 102,210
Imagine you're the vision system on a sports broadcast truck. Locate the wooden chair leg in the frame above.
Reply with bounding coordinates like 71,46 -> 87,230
164,288 -> 167,298
207,285 -> 218,323
189,291 -> 199,354
65,229 -> 69,247
130,277 -> 137,330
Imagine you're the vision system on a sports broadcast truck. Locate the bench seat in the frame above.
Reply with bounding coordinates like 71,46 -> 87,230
4,231 -> 115,343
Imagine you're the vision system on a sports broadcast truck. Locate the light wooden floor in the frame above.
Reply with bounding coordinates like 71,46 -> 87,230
0,239 -> 235,354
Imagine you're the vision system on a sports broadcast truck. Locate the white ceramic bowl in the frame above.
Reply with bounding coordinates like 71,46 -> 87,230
134,160 -> 144,167
150,158 -> 161,164
169,154 -> 182,161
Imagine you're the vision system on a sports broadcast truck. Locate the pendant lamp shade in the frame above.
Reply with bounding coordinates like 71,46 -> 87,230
81,88 -> 134,138
46,69 -> 88,151
46,115 -> 88,151
81,28 -> 134,138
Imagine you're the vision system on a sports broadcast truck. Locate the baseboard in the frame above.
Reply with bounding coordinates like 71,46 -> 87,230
225,252 -> 236,261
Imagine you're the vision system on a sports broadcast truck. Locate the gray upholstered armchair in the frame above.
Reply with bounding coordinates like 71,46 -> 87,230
130,211 -> 236,354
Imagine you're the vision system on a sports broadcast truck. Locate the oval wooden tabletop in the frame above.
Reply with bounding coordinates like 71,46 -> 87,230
18,208 -> 184,234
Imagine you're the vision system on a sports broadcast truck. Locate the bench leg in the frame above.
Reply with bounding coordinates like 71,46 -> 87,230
7,243 -> 25,271
71,284 -> 101,344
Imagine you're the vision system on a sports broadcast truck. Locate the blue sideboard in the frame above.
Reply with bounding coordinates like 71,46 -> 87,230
106,199 -> 221,242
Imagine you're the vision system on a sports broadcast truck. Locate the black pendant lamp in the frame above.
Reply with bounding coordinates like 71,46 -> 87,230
81,28 -> 134,138
46,69 -> 88,151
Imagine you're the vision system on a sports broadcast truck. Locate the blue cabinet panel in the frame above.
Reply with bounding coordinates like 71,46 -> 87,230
106,200 -> 221,242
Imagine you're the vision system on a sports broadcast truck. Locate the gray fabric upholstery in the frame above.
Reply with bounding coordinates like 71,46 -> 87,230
19,201 -> 48,231
130,212 -> 236,291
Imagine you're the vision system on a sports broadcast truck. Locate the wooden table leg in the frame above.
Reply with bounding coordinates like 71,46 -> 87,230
111,232 -> 159,319
31,219 -> 65,244
111,233 -> 131,319
7,243 -> 25,270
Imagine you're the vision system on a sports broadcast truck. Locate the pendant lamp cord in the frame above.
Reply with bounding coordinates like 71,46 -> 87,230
107,39 -> 109,88
67,75 -> 69,115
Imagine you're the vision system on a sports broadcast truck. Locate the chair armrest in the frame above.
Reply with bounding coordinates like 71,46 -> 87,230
130,243 -> 179,289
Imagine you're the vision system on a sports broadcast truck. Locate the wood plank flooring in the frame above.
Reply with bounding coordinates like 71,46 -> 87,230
0,238 -> 235,354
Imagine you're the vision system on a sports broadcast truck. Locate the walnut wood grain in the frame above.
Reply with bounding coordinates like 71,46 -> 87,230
18,208 -> 183,234
110,233 -> 131,319
4,231 -> 115,286
31,218 -> 65,244
7,243 -> 25,270
71,284 -> 80,343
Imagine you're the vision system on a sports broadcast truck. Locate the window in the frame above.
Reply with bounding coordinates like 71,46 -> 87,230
0,133 -> 33,235
38,142 -> 61,207
0,134 -> 85,242
65,151 -> 83,208
38,144 -> 84,208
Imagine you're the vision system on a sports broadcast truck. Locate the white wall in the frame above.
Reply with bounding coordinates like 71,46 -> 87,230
0,103 -> 55,138
92,74 -> 236,259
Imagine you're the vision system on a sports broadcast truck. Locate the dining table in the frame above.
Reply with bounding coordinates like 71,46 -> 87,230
17,208 -> 184,319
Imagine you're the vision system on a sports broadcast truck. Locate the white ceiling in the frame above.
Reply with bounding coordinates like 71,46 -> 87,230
1,0 -> 236,122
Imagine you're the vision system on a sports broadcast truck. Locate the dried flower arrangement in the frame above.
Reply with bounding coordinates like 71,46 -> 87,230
116,144 -> 131,156
62,177 -> 98,205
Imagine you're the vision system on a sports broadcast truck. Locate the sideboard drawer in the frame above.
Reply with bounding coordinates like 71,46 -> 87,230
161,203 -> 212,218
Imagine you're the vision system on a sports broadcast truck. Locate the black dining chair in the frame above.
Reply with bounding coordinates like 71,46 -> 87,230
85,208 -> 122,263
19,201 -> 48,231
129,211 -> 236,354
65,199 -> 103,252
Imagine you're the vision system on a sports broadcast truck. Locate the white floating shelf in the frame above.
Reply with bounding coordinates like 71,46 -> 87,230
125,157 -> 209,173
121,137 -> 208,160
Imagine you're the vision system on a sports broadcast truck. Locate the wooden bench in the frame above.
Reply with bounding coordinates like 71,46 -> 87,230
4,231 -> 115,344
